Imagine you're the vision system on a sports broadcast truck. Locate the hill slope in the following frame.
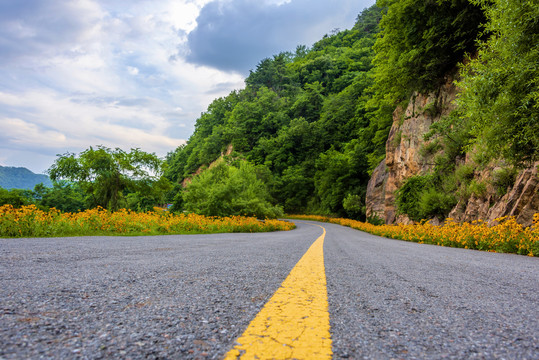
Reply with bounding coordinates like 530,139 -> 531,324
0,166 -> 52,190
165,1 -> 538,224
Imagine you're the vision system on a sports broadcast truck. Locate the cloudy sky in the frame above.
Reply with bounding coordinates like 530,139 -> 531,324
0,0 -> 375,174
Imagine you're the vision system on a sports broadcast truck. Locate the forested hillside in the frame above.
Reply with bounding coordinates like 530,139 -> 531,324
166,5 -> 385,218
0,166 -> 52,190
166,0 -> 538,222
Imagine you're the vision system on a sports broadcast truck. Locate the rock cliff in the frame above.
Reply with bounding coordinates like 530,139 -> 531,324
448,162 -> 539,226
365,81 -> 539,226
366,79 -> 458,224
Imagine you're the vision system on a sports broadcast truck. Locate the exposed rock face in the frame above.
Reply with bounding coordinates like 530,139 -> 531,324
366,80 -> 457,224
448,163 -> 539,226
365,160 -> 387,221
365,80 -> 539,226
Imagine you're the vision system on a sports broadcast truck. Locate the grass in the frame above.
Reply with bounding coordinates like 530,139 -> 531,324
0,205 -> 295,238
287,214 -> 539,257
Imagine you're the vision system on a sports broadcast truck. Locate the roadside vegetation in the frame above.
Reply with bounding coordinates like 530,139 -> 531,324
288,215 -> 539,257
0,205 -> 294,238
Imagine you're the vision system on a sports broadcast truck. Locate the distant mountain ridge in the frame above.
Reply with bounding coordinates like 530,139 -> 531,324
0,166 -> 52,190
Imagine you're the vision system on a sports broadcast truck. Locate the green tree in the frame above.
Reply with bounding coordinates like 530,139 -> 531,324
276,164 -> 316,213
165,4 -> 386,215
0,187 -> 30,207
182,160 -> 283,219
38,181 -> 86,212
457,0 -> 539,165
48,146 -> 168,211
373,0 -> 485,104
245,52 -> 296,95
314,140 -> 370,217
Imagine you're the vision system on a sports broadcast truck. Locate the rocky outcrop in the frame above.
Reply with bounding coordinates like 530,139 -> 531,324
448,163 -> 539,226
365,80 -> 539,226
365,160 -> 387,221
366,80 -> 457,224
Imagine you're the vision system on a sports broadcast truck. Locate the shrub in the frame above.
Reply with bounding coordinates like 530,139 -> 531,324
455,164 -> 475,184
395,174 -> 432,221
342,194 -> 364,220
468,179 -> 488,199
418,188 -> 457,221
182,160 -> 283,219
0,188 -> 29,207
419,139 -> 443,158
396,174 -> 457,221
491,167 -> 517,196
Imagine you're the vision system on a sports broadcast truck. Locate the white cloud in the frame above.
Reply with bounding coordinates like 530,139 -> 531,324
0,117 -> 67,147
0,0 -> 245,172
127,66 -> 139,75
1,90 -> 183,149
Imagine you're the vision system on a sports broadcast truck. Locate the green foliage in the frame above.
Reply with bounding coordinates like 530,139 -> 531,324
0,187 -> 30,207
454,164 -> 475,184
417,188 -> 458,220
48,146 -> 169,211
395,174 -> 432,221
342,194 -> 365,220
457,0 -> 539,165
373,0 -> 485,104
276,164 -> 315,214
125,176 -> 173,212
314,140 -> 370,218
366,215 -> 385,226
395,173 -> 457,222
161,0 -> 537,222
181,160 -> 283,219
467,179 -> 488,199
166,5 -> 385,216
491,167 -> 517,196
38,182 -> 86,212
245,52 -> 296,94
419,139 -> 443,158
365,0 -> 485,169
425,109 -> 473,172
227,86 -> 291,152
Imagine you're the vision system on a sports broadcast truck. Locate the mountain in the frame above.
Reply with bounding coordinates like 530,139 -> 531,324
165,1 -> 538,224
0,166 -> 53,190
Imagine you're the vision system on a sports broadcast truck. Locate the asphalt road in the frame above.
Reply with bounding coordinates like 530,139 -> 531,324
1,220 -> 538,359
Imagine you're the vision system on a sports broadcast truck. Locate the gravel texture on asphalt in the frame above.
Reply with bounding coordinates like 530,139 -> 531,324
0,224 -> 319,360
320,221 -> 539,359
2,221 -> 538,359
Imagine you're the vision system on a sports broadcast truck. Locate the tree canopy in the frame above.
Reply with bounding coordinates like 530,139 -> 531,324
48,146 -> 170,211
457,0 -> 539,165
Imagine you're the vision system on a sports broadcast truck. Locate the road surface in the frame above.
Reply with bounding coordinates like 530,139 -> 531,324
1,220 -> 538,359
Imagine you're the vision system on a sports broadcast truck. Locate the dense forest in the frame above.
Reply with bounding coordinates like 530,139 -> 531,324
165,0 -> 537,221
166,4 -> 386,218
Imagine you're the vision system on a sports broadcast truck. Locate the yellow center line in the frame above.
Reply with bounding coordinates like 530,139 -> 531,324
224,225 -> 332,360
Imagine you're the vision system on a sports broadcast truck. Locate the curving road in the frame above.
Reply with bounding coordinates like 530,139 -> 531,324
1,220 -> 538,359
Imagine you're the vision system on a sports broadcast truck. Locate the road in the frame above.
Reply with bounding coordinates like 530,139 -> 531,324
1,220 -> 538,359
